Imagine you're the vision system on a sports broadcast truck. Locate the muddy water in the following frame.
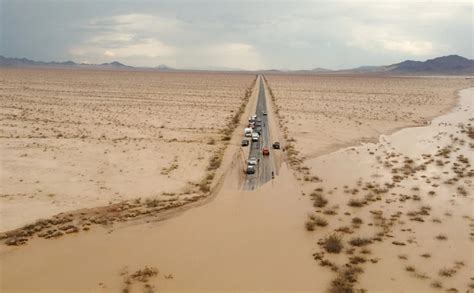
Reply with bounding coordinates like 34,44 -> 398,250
305,88 -> 473,291
309,87 -> 473,212
0,164 -> 330,292
1,89 -> 472,292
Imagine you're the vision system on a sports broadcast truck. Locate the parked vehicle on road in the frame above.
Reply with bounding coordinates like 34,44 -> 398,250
252,132 -> 259,142
241,139 -> 249,146
246,165 -> 255,174
262,147 -> 270,156
249,115 -> 257,122
255,127 -> 262,135
262,111 -> 267,116
272,142 -> 280,149
248,157 -> 258,165
244,128 -> 252,137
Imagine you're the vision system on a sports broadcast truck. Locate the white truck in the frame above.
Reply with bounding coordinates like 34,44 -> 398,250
244,128 -> 253,137
251,132 -> 259,142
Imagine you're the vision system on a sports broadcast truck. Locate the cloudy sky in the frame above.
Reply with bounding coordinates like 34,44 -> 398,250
1,0 -> 472,70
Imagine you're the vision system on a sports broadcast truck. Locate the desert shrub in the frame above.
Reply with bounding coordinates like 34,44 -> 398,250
198,179 -> 211,193
405,266 -> 416,272
207,155 -> 222,171
312,193 -> 328,208
323,209 -> 337,215
335,226 -> 352,234
329,266 -> 363,293
435,234 -> 448,240
352,217 -> 363,224
348,199 -> 365,207
324,233 -> 344,253
361,248 -> 371,255
438,268 -> 456,277
205,172 -> 215,181
349,255 -> 366,264
349,237 -> 372,247
130,266 -> 158,282
305,220 -> 316,231
431,280 -> 443,288
314,216 -> 328,227
221,134 -> 231,141
207,138 -> 216,145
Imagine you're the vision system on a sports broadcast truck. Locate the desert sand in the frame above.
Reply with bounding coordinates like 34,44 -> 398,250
264,74 -> 473,292
0,71 -> 472,292
300,88 -> 473,292
265,74 -> 472,164
0,68 -> 256,232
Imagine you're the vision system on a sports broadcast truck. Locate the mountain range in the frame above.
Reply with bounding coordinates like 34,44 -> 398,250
0,56 -> 134,69
314,55 -> 473,75
1,54 -> 472,75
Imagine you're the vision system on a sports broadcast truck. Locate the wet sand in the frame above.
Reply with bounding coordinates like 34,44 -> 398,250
303,88 -> 473,292
0,164 -> 331,292
0,73 -> 472,292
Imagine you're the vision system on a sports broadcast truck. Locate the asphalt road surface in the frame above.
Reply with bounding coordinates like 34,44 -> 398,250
243,76 -> 275,190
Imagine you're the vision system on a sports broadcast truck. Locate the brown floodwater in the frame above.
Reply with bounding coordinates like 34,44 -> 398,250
306,88 -> 473,291
1,88 -> 472,292
0,164 -> 330,292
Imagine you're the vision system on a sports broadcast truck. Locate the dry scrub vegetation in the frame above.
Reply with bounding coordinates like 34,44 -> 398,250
265,74 -> 472,175
308,118 -> 472,291
271,76 -> 473,292
0,68 -> 256,238
120,265 -> 173,293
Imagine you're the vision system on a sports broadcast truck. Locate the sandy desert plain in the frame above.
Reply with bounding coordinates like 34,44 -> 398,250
0,68 -> 473,292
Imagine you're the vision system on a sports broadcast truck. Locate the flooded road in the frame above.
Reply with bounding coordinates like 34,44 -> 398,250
1,88 -> 472,292
243,76 -> 276,190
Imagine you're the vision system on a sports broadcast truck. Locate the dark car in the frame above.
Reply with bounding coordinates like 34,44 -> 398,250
241,139 -> 249,147
272,142 -> 280,149
246,165 -> 255,174
255,127 -> 262,134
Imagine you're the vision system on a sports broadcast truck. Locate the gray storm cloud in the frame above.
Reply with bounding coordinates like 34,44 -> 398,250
1,0 -> 472,70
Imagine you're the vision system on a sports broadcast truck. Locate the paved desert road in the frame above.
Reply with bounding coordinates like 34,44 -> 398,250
243,76 -> 275,190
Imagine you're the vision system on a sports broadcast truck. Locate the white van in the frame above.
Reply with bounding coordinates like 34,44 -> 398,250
244,128 -> 253,137
251,132 -> 259,142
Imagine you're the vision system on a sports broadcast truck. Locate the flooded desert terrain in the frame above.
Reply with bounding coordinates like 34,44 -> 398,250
0,68 -> 256,232
0,70 -> 472,292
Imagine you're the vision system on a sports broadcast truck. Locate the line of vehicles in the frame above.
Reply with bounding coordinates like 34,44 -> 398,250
241,113 -> 280,174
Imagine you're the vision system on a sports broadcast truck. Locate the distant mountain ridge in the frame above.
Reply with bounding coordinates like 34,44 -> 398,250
98,61 -> 132,68
1,54 -> 472,74
0,55 -> 78,67
337,55 -> 473,74
311,67 -> 332,72
0,56 -> 134,69
389,55 -> 474,73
